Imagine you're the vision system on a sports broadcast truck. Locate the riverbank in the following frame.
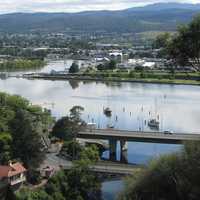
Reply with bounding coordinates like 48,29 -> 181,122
0,59 -> 46,71
22,73 -> 200,86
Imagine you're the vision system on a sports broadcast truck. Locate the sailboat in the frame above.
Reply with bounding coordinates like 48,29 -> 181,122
148,98 -> 160,130
103,89 -> 114,129
148,119 -> 159,129
103,107 -> 112,117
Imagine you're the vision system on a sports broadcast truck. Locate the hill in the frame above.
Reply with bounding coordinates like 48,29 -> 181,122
0,3 -> 200,34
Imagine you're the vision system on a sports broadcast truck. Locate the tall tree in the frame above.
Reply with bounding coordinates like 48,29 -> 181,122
119,141 -> 200,200
52,106 -> 85,141
0,132 -> 12,164
167,15 -> 200,71
69,62 -> 79,73
10,109 -> 45,169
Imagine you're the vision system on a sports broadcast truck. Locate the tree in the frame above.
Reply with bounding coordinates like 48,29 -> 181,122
107,60 -> 117,70
70,106 -> 84,122
153,32 -> 171,49
119,141 -> 200,200
15,188 -> 53,200
80,145 -> 99,164
10,109 -> 46,169
0,132 -> 12,164
97,64 -> 105,71
67,160 -> 101,200
69,62 -> 79,73
52,116 -> 75,141
52,106 -> 85,141
167,15 -> 200,71
60,140 -> 83,160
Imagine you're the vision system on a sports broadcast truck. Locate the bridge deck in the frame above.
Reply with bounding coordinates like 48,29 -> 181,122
78,129 -> 200,144
62,161 -> 142,175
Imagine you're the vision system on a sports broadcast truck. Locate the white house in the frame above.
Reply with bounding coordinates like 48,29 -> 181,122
0,162 -> 26,190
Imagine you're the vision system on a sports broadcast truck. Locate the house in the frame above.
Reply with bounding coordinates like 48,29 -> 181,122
40,166 -> 55,178
0,162 -> 26,191
109,51 -> 123,62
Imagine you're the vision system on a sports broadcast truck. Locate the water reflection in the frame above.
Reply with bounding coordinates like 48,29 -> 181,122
1,78 -> 200,133
102,180 -> 124,200
68,80 -> 80,90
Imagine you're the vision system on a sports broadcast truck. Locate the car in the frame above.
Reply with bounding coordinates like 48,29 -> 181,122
164,130 -> 173,135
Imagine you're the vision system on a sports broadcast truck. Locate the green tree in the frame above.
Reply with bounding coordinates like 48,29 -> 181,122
119,141 -> 200,200
97,64 -> 105,71
69,62 -> 79,73
52,116 -> 75,141
108,60 -> 117,70
67,160 -> 101,200
15,188 -> 53,200
52,106 -> 85,141
153,32 -> 171,49
0,132 -> 12,164
167,15 -> 200,71
10,109 -> 46,169
80,145 -> 99,164
60,140 -> 83,160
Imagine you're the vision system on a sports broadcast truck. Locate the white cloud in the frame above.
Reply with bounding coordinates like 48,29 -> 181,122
0,0 -> 199,13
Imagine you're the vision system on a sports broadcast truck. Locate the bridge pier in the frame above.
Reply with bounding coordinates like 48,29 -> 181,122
120,140 -> 128,152
120,151 -> 128,164
120,140 -> 128,163
109,139 -> 117,161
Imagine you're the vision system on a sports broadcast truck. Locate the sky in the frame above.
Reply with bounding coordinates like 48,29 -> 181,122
0,0 -> 200,14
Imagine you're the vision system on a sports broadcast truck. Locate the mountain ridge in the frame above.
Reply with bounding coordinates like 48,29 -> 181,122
0,3 -> 200,34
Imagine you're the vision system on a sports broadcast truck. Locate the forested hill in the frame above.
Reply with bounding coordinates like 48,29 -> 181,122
0,3 -> 200,34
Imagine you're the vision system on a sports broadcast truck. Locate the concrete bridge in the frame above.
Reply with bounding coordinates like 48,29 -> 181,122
63,161 -> 142,175
44,152 -> 141,175
77,129 -> 200,161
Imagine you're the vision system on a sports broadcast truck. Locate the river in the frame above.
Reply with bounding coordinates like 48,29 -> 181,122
1,60 -> 200,199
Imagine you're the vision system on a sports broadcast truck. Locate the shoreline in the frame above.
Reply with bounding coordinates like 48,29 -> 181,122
20,74 -> 200,86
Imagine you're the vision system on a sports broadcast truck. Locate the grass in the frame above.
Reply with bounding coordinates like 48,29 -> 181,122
81,70 -> 200,85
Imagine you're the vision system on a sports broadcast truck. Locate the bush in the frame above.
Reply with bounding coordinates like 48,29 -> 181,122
69,62 -> 79,73
119,141 -> 200,200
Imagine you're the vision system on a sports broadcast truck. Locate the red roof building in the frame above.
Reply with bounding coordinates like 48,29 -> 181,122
0,162 -> 26,188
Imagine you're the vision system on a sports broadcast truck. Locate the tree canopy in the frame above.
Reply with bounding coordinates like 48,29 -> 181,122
119,141 -> 200,200
157,15 -> 200,71
69,62 -> 79,73
0,92 -> 54,168
52,106 -> 85,141
15,144 -> 101,200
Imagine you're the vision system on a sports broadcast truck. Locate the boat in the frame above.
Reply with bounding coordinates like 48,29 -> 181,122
148,119 -> 160,129
103,107 -> 112,117
107,124 -> 114,129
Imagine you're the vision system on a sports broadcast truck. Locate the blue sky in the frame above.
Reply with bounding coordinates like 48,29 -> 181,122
0,0 -> 200,13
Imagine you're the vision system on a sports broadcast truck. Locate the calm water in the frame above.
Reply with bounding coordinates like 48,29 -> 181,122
2,59 -> 86,75
102,180 -> 124,200
1,60 -> 200,199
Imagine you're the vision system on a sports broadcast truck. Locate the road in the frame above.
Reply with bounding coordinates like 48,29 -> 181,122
42,153 -> 141,175
77,129 -> 200,144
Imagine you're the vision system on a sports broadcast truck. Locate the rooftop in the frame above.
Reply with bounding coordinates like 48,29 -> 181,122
0,162 -> 26,178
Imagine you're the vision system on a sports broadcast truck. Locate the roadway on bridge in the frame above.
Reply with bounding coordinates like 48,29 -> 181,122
78,129 -> 200,144
42,152 -> 141,175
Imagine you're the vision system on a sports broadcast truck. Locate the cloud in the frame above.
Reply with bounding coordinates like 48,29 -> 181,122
0,0 -> 199,13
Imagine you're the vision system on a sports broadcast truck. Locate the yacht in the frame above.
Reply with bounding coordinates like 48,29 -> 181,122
107,124 -> 114,129
103,107 -> 112,117
148,119 -> 160,129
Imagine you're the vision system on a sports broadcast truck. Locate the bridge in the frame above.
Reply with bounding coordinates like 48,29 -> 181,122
77,129 -> 200,161
63,162 -> 142,175
78,129 -> 200,144
44,152 -> 141,175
